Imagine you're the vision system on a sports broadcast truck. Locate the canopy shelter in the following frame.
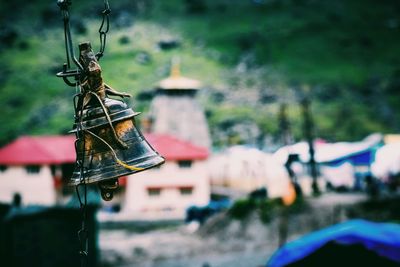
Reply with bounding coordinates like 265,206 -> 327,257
267,220 -> 400,267
273,134 -> 382,166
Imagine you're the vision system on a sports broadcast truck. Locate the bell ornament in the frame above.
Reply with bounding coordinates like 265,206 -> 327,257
70,42 -> 165,200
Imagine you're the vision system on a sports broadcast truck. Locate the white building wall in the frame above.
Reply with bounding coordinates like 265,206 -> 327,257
124,160 -> 209,220
0,165 -> 56,206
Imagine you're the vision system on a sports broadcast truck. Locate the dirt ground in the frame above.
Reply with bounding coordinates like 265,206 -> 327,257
99,193 -> 390,267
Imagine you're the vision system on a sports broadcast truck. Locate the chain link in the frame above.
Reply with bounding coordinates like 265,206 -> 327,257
96,0 -> 111,60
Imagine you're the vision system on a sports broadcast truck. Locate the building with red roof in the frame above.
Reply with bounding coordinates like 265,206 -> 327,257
0,134 -> 210,219
0,135 -> 76,165
0,134 -> 208,165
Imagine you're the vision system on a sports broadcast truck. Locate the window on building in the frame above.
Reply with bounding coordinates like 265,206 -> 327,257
25,165 -> 41,174
178,160 -> 192,168
179,187 -> 193,196
147,188 -> 161,197
50,165 -> 58,176
0,165 -> 7,172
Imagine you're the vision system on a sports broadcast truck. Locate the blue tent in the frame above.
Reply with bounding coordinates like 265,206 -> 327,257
267,220 -> 400,267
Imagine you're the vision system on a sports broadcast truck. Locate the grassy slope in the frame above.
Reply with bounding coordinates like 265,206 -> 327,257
0,0 -> 399,146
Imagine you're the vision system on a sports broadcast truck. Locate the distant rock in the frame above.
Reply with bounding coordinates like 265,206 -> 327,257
158,39 -> 181,51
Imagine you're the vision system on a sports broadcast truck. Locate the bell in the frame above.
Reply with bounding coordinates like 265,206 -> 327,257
70,42 -> 165,200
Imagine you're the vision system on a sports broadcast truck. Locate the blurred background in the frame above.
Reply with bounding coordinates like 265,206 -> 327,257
0,0 -> 400,267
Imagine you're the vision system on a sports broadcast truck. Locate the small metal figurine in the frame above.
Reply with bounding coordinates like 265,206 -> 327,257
78,42 -> 131,107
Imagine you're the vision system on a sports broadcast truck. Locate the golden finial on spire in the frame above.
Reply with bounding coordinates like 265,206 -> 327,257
170,57 -> 181,78
157,56 -> 201,90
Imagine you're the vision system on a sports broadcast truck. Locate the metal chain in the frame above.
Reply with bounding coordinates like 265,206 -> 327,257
56,1 -> 113,265
96,0 -> 111,60
73,83 -> 89,267
57,0 -> 83,87
57,0 -> 111,87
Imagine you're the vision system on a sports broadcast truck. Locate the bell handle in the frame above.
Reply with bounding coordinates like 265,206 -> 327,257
56,63 -> 81,87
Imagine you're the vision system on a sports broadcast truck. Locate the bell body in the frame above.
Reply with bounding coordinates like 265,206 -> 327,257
70,98 -> 165,185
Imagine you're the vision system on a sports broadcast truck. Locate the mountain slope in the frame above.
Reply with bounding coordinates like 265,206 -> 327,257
0,0 -> 399,146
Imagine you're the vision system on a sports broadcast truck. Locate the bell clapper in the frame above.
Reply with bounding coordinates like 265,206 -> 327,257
99,178 -> 119,201
100,190 -> 114,201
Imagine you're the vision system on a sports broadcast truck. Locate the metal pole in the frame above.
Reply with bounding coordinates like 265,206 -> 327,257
279,103 -> 291,147
300,86 -> 320,196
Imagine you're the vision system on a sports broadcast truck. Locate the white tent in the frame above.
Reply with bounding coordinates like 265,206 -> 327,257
371,142 -> 400,182
208,146 -> 292,199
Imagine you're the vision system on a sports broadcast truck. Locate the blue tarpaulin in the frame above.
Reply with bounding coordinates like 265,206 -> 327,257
267,219 -> 400,267
322,149 -> 374,167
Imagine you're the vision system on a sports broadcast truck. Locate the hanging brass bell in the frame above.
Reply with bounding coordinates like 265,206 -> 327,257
70,42 -> 165,200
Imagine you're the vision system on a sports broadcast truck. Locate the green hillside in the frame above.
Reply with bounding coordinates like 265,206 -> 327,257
0,0 -> 399,147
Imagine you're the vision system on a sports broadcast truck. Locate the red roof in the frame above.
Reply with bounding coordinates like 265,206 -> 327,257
0,134 -> 208,165
0,136 -> 77,165
145,133 -> 209,161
